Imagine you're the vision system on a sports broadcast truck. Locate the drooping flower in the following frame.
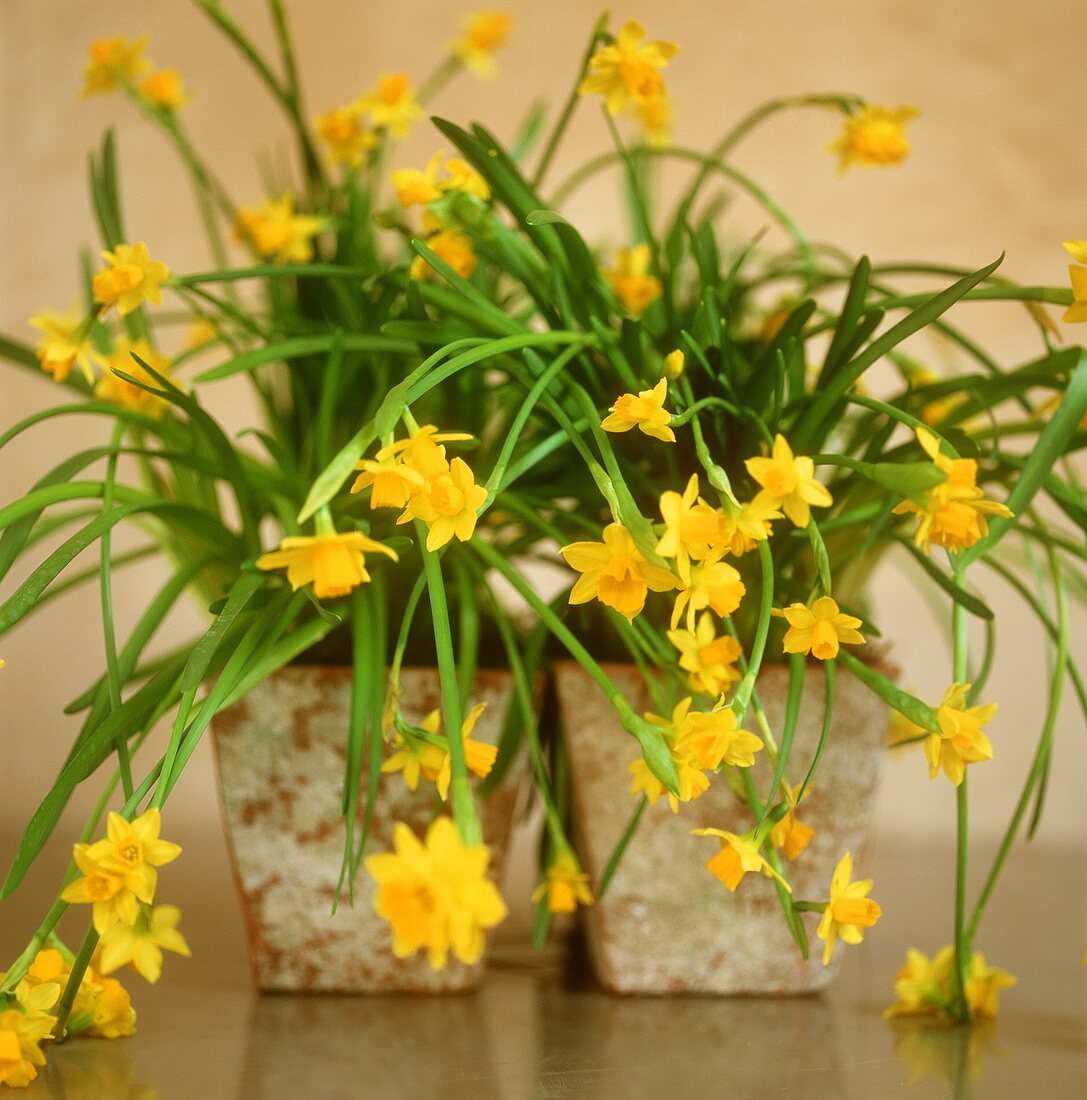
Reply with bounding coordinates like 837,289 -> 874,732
670,554 -> 746,631
235,194 -> 324,265
829,105 -> 917,173
316,104 -> 378,169
71,971 -> 136,1040
0,980 -> 58,1088
256,531 -> 399,599
925,683 -> 996,786
965,953 -> 1017,1018
359,73 -> 423,141
365,816 -> 507,969
380,723 -> 448,794
883,946 -> 955,1019
398,456 -> 487,551
531,852 -> 593,914
97,903 -> 191,984
451,11 -> 512,79
718,494 -> 783,555
775,596 -> 865,661
667,612 -> 742,697
816,851 -> 882,965
410,216 -> 479,281
82,35 -> 149,97
434,705 -> 497,801
601,377 -> 675,442
604,244 -> 661,315
892,428 -> 1013,553
92,242 -> 170,318
578,19 -> 679,116
28,306 -> 99,384
769,782 -> 816,861
94,339 -> 177,418
561,523 -> 680,621
745,434 -> 832,528
655,475 -> 727,581
140,68 -> 187,110
691,829 -> 791,893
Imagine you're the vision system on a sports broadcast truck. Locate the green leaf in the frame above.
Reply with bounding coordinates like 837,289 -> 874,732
194,333 -> 416,383
837,651 -> 938,729
894,537 -> 995,620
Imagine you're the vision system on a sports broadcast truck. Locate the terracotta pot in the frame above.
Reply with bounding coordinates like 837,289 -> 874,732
211,665 -> 523,994
554,660 -> 889,996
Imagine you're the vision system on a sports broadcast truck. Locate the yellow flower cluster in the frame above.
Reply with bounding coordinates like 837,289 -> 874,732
392,151 -> 490,209
82,34 -> 187,111
353,425 -> 487,551
884,945 -> 1016,1020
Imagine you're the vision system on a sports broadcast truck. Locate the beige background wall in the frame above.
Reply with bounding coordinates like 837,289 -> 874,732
1,0 -> 1084,944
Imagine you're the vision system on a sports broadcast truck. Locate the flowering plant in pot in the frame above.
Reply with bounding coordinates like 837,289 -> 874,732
299,14 -> 1087,1001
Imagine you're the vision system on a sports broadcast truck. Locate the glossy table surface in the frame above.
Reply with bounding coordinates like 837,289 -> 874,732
4,839 -> 1083,1099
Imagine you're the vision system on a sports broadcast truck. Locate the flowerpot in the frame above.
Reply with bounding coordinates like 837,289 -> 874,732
554,660 -> 889,996
211,665 -> 524,994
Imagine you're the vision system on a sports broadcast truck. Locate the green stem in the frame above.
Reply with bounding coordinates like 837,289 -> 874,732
53,926 -> 99,1040
950,561 -> 971,1022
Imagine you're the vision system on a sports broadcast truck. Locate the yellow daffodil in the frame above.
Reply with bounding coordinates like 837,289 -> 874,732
398,456 -> 487,551
829,105 -> 917,173
383,705 -> 495,798
82,35 -> 148,97
94,339 -> 177,418
745,434 -> 832,528
774,596 -> 865,661
441,158 -> 490,201
235,194 -> 324,265
561,522 -> 680,621
663,349 -> 685,379
604,244 -> 661,315
637,91 -> 673,146
655,474 -> 727,581
883,946 -> 955,1018
670,554 -> 746,631
60,847 -> 133,934
1062,240 -> 1087,322
316,104 -> 378,169
769,782 -> 816,861
578,19 -> 678,116
96,904 -> 190,984
434,705 -> 497,801
359,73 -> 423,141
65,970 -> 136,1039
601,377 -> 675,442
365,816 -> 507,970
892,427 -> 1013,553
257,530 -> 398,599
925,683 -> 996,786
92,242 -> 169,318
667,611 -> 742,697
452,11 -> 512,78
0,980 -> 58,1088
28,306 -> 99,384
410,218 -> 479,281
140,68 -> 186,110
718,494 -> 783,555
965,953 -> 1016,1018
531,852 -> 593,913
392,151 -> 446,208
352,453 -> 425,509
691,828 -> 791,893
817,851 -> 882,965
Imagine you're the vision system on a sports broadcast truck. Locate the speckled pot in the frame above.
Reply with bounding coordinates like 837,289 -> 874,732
554,660 -> 889,996
211,666 -> 523,994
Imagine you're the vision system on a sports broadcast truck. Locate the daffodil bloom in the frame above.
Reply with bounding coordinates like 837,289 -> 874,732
883,946 -> 955,1018
602,377 -> 675,442
381,726 -> 448,794
97,904 -> 190,984
774,596 -> 865,660
441,158 -> 490,201
0,980 -> 58,1088
316,104 -> 378,168
399,456 -> 487,551
829,105 -> 917,173
691,828 -> 791,894
663,349 -> 685,379
655,475 -> 727,580
60,844 -> 134,934
359,73 -> 423,140
561,523 -> 680,621
82,35 -> 148,97
925,683 -> 996,786
531,852 -> 593,913
92,242 -> 169,317
637,91 -> 673,146
65,969 -> 136,1039
29,306 -> 99,384
235,194 -> 324,264
1061,235 -> 1087,323
391,151 -> 446,208
816,851 -> 882,964
140,68 -> 187,110
965,953 -> 1016,1018
257,531 -> 398,599
670,555 -> 746,631
629,751 -> 708,812
351,453 -> 425,509
769,782 -> 815,861
365,816 -> 507,970
745,434 -> 832,528
95,339 -> 178,418
892,428 -> 1013,553
452,10 -> 512,78
410,218 -> 479,281
434,705 -> 497,801
667,612 -> 742,697
604,244 -> 661,315
718,494 -> 783,555
578,19 -> 679,115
